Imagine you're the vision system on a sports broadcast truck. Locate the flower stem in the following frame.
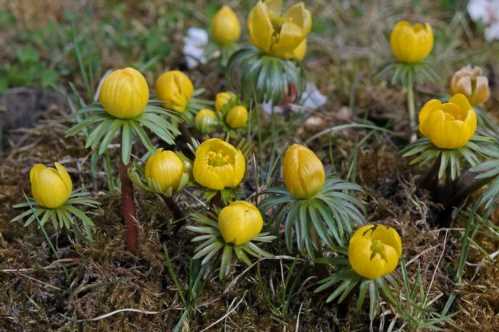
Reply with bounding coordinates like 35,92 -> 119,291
407,77 -> 417,142
162,195 -> 184,235
436,169 -> 494,225
120,161 -> 138,254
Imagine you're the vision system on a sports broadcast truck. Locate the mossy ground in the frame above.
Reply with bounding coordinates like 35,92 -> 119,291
0,1 -> 498,331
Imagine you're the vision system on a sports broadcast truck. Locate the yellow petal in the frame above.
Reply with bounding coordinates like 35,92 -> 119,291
449,93 -> 472,114
54,162 -> 73,194
472,76 -> 490,105
248,2 -> 274,53
264,0 -> 283,17
463,107 -> 477,140
285,2 -> 312,34
371,225 -> 402,257
412,23 -> 433,62
271,22 -> 305,57
418,99 -> 442,137
292,39 -> 307,61
29,164 -> 45,187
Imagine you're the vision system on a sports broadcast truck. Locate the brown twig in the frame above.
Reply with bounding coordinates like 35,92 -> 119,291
120,162 -> 138,254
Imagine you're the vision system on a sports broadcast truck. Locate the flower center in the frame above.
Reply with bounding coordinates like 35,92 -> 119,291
370,239 -> 387,261
207,150 -> 231,167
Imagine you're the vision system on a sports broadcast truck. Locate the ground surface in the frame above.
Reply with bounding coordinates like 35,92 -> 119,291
0,1 -> 498,331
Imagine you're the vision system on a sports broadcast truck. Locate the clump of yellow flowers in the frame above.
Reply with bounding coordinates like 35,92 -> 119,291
211,6 -> 241,46
214,91 -> 248,130
348,224 -> 402,279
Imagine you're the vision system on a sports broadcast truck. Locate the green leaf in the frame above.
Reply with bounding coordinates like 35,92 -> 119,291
86,119 -> 112,149
234,247 -> 252,266
98,119 -> 122,155
219,245 -> 233,279
121,122 -> 132,165
356,280 -> 369,311
131,122 -> 155,152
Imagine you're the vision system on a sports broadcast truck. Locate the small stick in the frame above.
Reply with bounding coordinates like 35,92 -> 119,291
120,162 -> 138,254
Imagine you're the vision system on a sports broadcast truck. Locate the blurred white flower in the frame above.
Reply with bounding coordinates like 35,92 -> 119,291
300,82 -> 328,110
183,27 -> 208,68
468,0 -> 499,41
261,82 -> 327,114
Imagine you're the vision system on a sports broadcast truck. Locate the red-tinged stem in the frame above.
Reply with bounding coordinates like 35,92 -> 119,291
120,162 -> 138,254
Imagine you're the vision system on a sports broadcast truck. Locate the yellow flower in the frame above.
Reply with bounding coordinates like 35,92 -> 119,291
193,138 -> 246,190
390,20 -> 433,64
30,162 -> 73,208
145,149 -> 184,194
450,65 -> 490,106
218,201 -> 264,245
212,5 -> 241,46
419,94 -> 477,149
195,108 -> 218,134
215,91 -> 236,113
225,105 -> 248,129
155,70 -> 194,112
99,67 -> 149,119
283,144 -> 325,199
348,224 -> 402,279
248,0 -> 312,60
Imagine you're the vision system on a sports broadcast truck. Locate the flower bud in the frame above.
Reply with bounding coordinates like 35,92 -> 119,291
215,91 -> 236,113
30,162 -> 73,208
145,149 -> 184,194
348,224 -> 402,279
155,70 -> 194,112
218,201 -> 263,245
283,144 -> 325,199
419,94 -> 477,149
99,67 -> 149,119
225,105 -> 248,129
450,65 -> 490,106
212,5 -> 241,46
390,21 -> 433,64
195,108 -> 218,134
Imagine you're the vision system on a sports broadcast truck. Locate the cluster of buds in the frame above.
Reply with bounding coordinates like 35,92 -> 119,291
194,91 -> 248,134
